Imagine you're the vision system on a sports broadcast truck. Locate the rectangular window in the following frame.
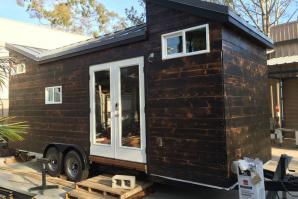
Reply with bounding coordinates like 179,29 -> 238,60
162,24 -> 210,60
45,86 -> 62,104
12,63 -> 26,75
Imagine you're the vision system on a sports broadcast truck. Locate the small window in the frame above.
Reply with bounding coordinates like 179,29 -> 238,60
162,24 -> 210,60
166,34 -> 183,55
12,63 -> 26,75
45,86 -> 62,104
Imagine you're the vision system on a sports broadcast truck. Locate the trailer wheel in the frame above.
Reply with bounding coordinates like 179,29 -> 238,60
45,147 -> 61,177
64,150 -> 88,182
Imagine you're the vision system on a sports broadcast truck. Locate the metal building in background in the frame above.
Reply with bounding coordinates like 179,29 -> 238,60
268,21 -> 298,143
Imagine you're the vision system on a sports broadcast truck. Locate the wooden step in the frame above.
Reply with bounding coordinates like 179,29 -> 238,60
65,189 -> 115,199
77,180 -> 123,196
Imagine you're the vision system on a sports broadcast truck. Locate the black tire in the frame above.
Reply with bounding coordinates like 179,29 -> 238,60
45,147 -> 61,177
64,150 -> 89,182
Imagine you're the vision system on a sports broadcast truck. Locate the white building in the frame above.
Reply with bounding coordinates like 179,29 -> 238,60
0,17 -> 89,116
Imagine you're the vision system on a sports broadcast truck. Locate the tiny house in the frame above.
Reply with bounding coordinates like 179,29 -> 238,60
6,0 -> 272,189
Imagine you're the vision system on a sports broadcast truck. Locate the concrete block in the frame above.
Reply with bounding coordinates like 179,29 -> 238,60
112,175 -> 136,190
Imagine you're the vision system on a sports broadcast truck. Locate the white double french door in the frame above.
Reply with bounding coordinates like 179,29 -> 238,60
89,57 -> 146,163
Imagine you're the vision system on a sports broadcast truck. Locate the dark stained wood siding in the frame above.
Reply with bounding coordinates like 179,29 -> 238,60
8,0 -> 271,189
9,41 -> 147,153
145,0 -> 229,187
222,27 -> 271,182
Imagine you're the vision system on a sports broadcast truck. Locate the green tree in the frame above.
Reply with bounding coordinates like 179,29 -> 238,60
0,60 -> 27,142
199,0 -> 298,35
124,0 -> 298,35
125,0 -> 145,26
0,116 -> 27,142
17,0 -> 128,36
213,0 -> 298,34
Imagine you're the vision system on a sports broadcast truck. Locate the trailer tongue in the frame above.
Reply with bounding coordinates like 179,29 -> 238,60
235,155 -> 298,199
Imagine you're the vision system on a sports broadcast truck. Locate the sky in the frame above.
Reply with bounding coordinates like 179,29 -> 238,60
0,0 -> 297,31
0,0 -> 141,25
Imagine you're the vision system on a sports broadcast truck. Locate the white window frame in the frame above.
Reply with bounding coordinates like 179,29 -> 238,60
11,63 -> 26,75
45,86 -> 62,104
161,24 -> 210,60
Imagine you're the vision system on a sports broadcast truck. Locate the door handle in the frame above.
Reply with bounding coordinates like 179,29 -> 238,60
115,103 -> 119,117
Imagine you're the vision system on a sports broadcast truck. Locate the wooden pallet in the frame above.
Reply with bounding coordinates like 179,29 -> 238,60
0,166 -> 75,189
66,189 -> 114,199
66,175 -> 153,199
0,187 -> 35,199
0,188 -> 12,199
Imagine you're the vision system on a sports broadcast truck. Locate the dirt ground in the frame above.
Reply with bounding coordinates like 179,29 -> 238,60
0,147 -> 297,199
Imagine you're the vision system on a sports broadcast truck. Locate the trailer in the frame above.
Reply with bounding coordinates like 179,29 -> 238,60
6,0 -> 273,189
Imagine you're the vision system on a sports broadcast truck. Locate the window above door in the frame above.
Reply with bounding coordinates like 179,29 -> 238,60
161,24 -> 210,60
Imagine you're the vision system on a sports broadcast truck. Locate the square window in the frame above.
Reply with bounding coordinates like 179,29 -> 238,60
45,86 -> 62,104
186,28 -> 207,53
12,63 -> 26,75
166,35 -> 183,55
17,63 -> 26,74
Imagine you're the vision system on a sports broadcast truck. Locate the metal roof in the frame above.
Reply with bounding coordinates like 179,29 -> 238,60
6,24 -> 146,64
5,44 -> 47,59
6,0 -> 273,64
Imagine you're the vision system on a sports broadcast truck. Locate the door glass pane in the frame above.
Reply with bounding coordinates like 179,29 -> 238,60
120,66 -> 141,148
95,70 -> 111,145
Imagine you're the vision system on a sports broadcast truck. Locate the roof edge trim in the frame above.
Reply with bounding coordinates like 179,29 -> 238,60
227,11 -> 273,48
5,25 -> 147,64
39,33 -> 147,64
5,43 -> 40,61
